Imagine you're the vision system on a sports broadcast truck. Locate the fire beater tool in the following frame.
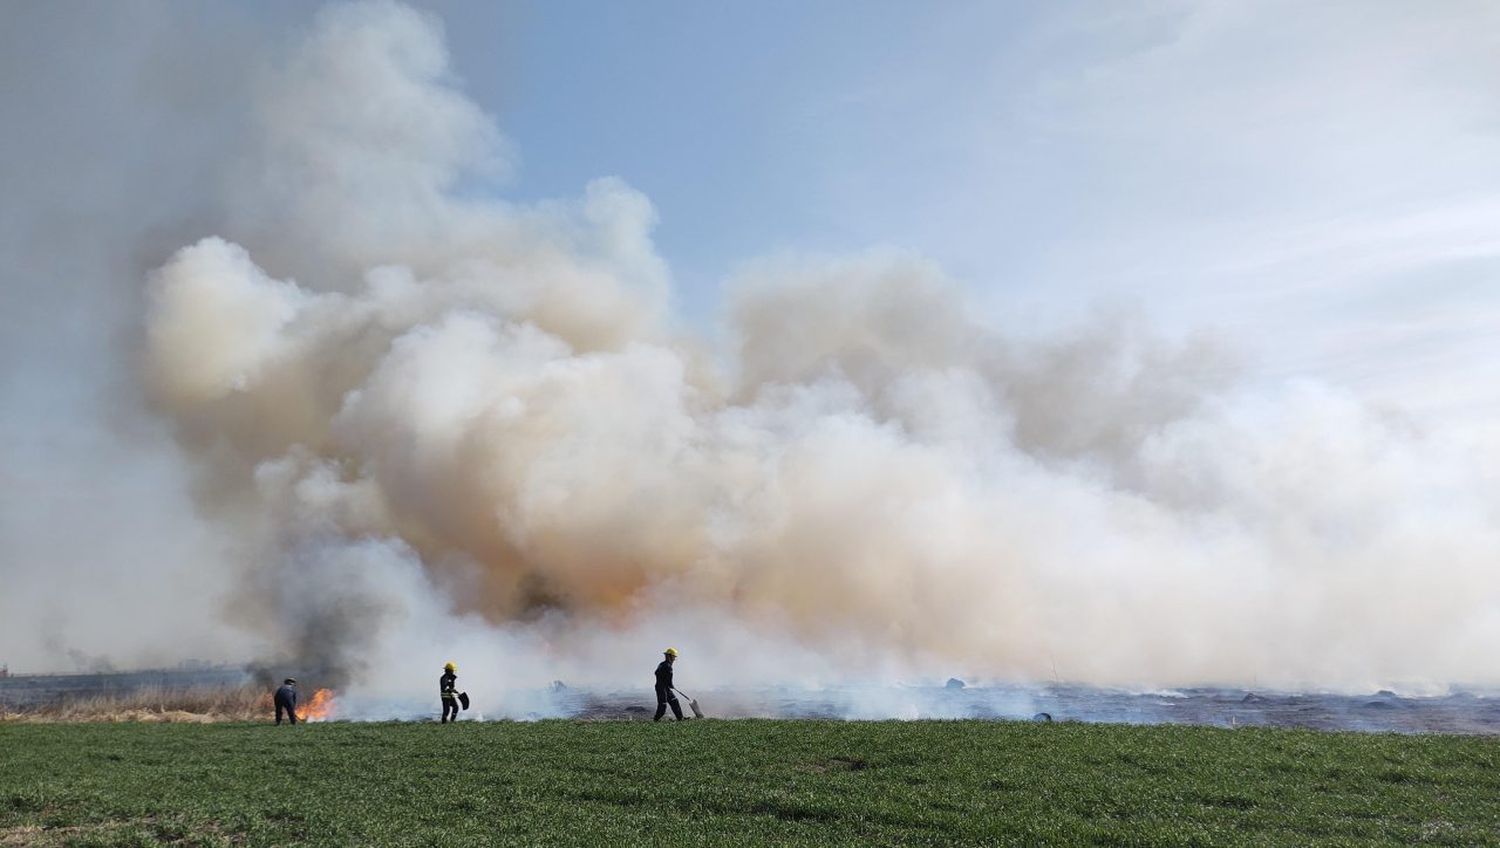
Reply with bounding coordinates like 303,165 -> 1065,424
673,688 -> 704,718
458,692 -> 470,710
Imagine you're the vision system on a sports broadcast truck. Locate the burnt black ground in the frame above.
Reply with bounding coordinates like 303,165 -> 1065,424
555,684 -> 1500,734
8,670 -> 1500,733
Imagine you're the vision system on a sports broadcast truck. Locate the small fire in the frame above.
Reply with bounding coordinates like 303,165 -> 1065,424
301,688 -> 336,722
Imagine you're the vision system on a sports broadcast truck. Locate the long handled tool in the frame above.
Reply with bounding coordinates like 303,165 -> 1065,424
673,688 -> 705,719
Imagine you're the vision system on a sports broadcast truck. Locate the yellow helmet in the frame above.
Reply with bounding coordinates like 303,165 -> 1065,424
443,662 -> 457,672
664,647 -> 679,657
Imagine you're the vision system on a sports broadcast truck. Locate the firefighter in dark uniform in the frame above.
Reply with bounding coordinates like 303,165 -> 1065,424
440,662 -> 460,723
654,648 -> 685,721
274,678 -> 298,725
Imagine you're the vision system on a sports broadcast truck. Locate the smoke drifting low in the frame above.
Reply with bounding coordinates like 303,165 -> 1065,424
97,1 -> 1500,698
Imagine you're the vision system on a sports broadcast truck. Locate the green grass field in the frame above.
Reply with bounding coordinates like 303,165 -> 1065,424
2,720 -> 1497,847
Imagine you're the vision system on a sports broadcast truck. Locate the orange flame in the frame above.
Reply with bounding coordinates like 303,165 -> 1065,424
300,688 -> 336,722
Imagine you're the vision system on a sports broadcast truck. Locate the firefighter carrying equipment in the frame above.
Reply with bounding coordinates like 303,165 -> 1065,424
654,655 -> 685,720
440,668 -> 460,723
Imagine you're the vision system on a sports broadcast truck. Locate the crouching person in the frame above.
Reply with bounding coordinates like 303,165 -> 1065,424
274,678 -> 298,725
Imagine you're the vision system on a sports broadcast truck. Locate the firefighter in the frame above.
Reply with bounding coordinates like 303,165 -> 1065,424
654,648 -> 686,721
440,662 -> 460,723
274,678 -> 298,725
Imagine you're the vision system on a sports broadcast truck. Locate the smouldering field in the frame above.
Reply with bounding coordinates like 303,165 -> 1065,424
3,721 -> 1498,846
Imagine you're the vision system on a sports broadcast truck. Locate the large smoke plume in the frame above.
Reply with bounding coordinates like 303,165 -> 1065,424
8,2 -> 1500,706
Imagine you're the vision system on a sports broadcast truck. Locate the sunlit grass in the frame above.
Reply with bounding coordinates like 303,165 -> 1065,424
2,720 -> 1497,846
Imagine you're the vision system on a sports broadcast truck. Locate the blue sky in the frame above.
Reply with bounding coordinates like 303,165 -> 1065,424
439,1 -> 1075,314
437,1 -> 998,313
404,0 -> 1500,420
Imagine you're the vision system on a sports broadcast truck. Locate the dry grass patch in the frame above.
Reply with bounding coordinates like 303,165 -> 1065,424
1,685 -> 268,723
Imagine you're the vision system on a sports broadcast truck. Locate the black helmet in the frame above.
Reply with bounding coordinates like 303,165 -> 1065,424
284,677 -> 296,685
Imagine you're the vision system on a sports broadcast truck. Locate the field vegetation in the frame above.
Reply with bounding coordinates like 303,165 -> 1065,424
2,720 -> 1498,846
1,686 -> 268,724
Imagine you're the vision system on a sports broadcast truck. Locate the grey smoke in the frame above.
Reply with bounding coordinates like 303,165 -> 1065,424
4,2 -> 1499,714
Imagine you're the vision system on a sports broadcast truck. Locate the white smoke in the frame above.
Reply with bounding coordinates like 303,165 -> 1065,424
15,1 -> 1500,703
